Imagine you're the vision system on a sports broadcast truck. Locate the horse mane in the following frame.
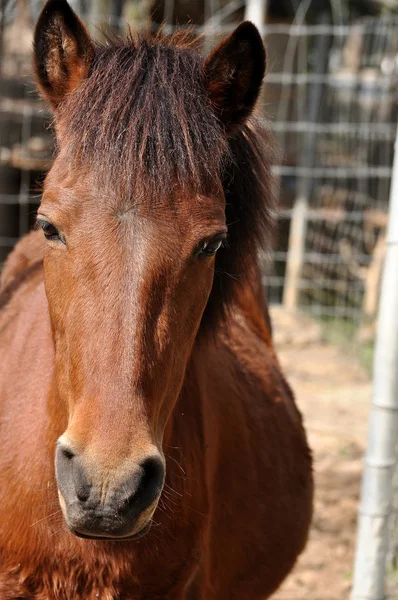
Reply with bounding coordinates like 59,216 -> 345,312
54,31 -> 278,327
212,120 -> 277,324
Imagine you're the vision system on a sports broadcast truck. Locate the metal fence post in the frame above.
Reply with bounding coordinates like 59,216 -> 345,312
282,15 -> 330,311
352,122 -> 398,600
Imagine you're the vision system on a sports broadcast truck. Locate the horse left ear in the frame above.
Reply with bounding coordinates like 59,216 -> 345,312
33,0 -> 94,110
204,21 -> 266,135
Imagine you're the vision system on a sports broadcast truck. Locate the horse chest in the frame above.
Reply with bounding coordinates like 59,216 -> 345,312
0,542 -> 198,600
0,506 -> 202,600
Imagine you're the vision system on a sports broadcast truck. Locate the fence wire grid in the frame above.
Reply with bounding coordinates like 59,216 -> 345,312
0,3 -> 397,337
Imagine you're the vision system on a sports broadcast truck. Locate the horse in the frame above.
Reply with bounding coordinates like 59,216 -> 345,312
0,1 -> 313,597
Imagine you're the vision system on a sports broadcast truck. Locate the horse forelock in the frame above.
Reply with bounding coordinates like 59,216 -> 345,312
56,33 -> 227,202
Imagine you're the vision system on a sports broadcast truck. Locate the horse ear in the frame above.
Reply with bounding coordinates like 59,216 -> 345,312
33,0 -> 94,110
204,21 -> 266,135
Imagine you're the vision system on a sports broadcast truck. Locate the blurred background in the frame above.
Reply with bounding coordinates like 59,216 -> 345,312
1,0 -> 398,598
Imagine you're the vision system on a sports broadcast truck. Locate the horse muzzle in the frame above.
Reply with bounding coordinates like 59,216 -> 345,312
55,441 -> 165,540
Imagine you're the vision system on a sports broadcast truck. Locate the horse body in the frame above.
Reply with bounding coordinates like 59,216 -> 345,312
0,3 -> 312,597
0,238 -> 311,599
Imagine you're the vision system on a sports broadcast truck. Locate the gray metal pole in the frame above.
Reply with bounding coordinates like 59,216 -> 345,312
244,0 -> 267,28
352,122 -> 398,600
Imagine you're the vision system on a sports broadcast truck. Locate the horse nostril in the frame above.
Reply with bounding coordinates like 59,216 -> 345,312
75,481 -> 91,503
117,457 -> 164,514
72,460 -> 92,503
55,442 -> 92,505
134,456 -> 165,506
62,446 -> 75,460
139,457 -> 165,494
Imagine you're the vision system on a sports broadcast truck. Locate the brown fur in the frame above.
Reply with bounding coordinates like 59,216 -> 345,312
0,4 -> 313,598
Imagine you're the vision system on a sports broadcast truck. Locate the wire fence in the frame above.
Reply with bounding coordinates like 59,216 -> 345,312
264,15 -> 397,341
0,3 -> 397,335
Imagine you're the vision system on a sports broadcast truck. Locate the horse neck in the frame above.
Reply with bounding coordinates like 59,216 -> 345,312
163,264 -> 273,450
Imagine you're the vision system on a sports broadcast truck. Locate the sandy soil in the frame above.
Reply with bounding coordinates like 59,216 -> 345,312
270,307 -> 371,600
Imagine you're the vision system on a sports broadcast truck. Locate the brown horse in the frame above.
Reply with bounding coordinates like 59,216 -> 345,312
0,2 -> 313,598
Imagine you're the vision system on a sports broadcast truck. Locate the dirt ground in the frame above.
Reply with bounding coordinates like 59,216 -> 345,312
270,307 -> 371,600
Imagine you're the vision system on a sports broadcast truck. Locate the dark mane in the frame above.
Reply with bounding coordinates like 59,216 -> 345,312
214,121 -> 277,323
57,32 -> 277,324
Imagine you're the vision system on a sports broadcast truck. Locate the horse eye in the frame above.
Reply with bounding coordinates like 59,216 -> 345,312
37,218 -> 63,243
197,236 -> 225,258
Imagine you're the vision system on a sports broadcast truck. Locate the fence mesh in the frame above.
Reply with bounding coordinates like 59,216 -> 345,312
262,18 -> 397,337
1,6 -> 396,338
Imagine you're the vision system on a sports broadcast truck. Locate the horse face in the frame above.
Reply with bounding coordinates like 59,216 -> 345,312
38,167 -> 225,539
34,0 -> 265,540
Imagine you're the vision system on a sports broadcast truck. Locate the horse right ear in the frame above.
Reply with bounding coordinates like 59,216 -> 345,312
33,0 -> 94,110
204,22 -> 266,135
